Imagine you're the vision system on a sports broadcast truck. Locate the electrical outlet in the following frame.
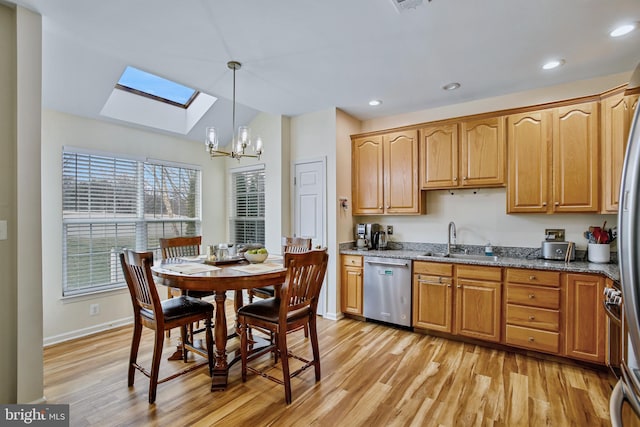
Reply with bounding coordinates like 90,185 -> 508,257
89,303 -> 100,316
387,225 -> 393,235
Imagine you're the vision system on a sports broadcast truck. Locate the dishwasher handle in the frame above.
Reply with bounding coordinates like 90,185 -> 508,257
365,260 -> 409,268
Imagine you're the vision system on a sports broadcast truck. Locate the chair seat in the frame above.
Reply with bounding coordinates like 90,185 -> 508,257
141,296 -> 213,322
252,285 -> 275,298
186,290 -> 214,299
237,297 -> 309,324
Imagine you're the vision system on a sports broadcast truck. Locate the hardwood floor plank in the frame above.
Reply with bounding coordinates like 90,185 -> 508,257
44,305 -> 617,426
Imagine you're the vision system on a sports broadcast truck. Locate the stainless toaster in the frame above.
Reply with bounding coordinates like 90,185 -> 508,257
541,241 -> 575,261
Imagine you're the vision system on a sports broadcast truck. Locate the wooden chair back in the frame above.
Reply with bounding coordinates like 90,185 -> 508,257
120,250 -> 162,321
281,236 -> 312,254
159,236 -> 202,260
280,249 -> 328,319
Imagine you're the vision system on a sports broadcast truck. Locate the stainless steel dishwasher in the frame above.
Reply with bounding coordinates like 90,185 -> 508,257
363,256 -> 412,327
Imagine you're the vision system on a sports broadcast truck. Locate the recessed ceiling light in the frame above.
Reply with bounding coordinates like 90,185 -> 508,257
610,23 -> 637,38
542,59 -> 565,70
369,99 -> 382,106
442,82 -> 461,91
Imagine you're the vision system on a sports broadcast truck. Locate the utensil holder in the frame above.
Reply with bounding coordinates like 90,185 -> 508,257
588,243 -> 610,263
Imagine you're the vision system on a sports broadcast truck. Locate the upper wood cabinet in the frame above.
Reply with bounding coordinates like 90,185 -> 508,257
419,117 -> 505,189
352,130 -> 425,215
601,92 -> 639,213
507,101 -> 599,213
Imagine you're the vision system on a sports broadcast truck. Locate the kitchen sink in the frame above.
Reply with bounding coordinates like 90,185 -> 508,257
417,252 -> 500,262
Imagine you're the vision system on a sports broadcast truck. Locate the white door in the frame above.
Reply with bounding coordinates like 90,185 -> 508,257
293,158 -> 327,315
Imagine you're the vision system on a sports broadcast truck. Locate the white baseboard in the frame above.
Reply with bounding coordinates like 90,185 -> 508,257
322,311 -> 343,321
43,317 -> 133,347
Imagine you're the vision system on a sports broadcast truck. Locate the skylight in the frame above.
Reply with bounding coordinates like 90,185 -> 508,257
116,66 -> 198,108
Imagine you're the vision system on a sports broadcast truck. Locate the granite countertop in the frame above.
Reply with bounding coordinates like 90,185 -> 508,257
340,247 -> 620,282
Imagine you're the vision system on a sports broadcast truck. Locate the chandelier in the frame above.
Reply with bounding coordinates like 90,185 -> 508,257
205,61 -> 263,160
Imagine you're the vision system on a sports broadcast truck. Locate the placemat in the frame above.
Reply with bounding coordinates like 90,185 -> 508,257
230,263 -> 284,274
162,263 -> 221,275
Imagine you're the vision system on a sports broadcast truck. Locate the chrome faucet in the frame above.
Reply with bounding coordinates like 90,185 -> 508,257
447,221 -> 457,255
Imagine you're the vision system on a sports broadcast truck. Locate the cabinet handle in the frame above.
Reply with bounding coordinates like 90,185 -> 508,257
457,285 -> 462,288
529,275 -> 536,280
453,177 -> 458,181
529,315 -> 535,320
542,202 -> 547,207
447,284 -> 452,288
386,205 -> 390,209
379,206 -> 383,209
528,337 -> 535,342
463,176 -> 467,180
554,202 -> 559,206
528,294 -> 535,299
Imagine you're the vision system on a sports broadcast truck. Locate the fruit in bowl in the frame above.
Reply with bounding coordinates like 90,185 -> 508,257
244,248 -> 268,263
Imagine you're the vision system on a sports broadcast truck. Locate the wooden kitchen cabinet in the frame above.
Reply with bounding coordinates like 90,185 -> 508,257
341,255 -> 363,315
413,261 -> 454,332
419,117 -> 505,189
601,91 -> 639,213
454,265 -> 502,342
507,101 -> 599,213
564,273 -> 606,364
352,130 -> 425,215
504,268 -> 561,354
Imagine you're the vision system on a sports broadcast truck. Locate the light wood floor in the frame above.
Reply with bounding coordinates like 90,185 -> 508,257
44,303 -> 617,427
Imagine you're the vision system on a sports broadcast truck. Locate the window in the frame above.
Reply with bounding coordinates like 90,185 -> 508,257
115,66 -> 199,108
62,150 -> 201,296
229,165 -> 265,245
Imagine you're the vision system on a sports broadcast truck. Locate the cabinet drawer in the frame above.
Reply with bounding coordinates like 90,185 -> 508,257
506,304 -> 559,331
342,255 -> 363,267
506,284 -> 560,309
506,268 -> 560,287
456,265 -> 501,282
505,324 -> 560,354
413,261 -> 453,277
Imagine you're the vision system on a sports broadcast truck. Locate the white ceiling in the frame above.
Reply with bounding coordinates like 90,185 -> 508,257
8,0 -> 640,145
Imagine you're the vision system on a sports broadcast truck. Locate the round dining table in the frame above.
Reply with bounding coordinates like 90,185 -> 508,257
151,258 -> 286,391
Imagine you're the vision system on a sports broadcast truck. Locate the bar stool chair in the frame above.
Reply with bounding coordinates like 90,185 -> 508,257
120,249 -> 214,404
238,249 -> 329,404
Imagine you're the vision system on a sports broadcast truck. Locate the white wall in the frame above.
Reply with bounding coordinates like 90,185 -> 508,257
355,73 -> 631,252
41,110 -> 227,344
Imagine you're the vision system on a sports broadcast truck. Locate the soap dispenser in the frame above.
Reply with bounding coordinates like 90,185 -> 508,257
485,242 -> 493,256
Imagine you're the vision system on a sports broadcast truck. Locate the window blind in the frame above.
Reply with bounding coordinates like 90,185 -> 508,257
230,166 -> 265,245
62,151 -> 201,296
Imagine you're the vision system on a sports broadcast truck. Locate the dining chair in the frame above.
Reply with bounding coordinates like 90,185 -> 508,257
160,236 -> 213,337
120,249 -> 214,404
249,236 -> 313,301
238,248 -> 329,404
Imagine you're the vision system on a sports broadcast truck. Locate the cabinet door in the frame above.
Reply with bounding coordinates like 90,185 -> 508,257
507,110 -> 551,213
564,273 -> 605,363
455,279 -> 501,342
341,266 -> 363,315
460,116 -> 506,187
552,102 -> 599,212
602,94 -> 639,213
413,274 -> 453,332
352,135 -> 384,214
419,124 -> 458,189
384,130 -> 423,214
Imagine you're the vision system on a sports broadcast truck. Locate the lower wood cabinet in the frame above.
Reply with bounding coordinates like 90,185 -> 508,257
413,262 -> 501,342
413,261 -> 454,332
564,273 -> 606,363
341,255 -> 363,315
504,268 -> 561,354
455,265 -> 502,342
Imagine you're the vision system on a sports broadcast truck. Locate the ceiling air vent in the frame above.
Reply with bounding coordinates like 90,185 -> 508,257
390,0 -> 429,13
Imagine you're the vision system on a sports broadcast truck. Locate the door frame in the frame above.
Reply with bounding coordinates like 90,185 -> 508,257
292,156 -> 327,315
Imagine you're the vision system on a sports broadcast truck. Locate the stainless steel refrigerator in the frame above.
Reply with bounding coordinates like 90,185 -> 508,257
610,63 -> 640,426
